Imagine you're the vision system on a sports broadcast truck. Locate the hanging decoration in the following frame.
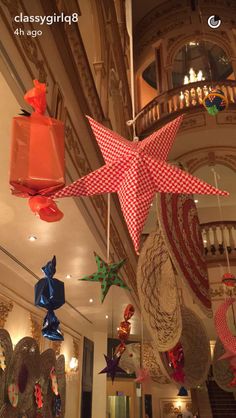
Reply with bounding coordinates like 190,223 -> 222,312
80,253 -> 129,303
10,79 -> 65,221
166,342 -> 185,383
35,256 -> 65,341
34,383 -> 43,410
99,305 -> 134,383
177,387 -> 188,397
202,88 -> 228,116
0,333 -> 66,417
115,304 -> 135,357
99,355 -> 126,383
157,193 -> 212,317
160,308 -> 211,389
52,115 -> 227,253
213,338 -> 236,392
7,384 -> 19,408
137,229 -> 182,351
214,298 -> 236,355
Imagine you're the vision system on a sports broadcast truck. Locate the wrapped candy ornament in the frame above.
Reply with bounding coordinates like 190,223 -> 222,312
10,80 -> 65,221
167,342 -> 185,383
203,88 -> 228,116
35,256 -> 65,341
115,304 -> 135,358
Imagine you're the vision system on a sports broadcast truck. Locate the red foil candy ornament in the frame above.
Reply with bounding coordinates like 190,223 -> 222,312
116,304 -> 135,358
10,80 -> 65,221
28,196 -> 63,222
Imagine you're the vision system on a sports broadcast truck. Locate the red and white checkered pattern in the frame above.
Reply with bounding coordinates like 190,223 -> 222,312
53,116 -> 228,252
215,298 -> 236,355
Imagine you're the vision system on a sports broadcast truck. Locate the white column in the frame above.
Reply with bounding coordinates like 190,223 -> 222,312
92,331 -> 108,418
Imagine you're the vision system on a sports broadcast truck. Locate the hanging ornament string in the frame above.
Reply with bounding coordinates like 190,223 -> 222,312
107,193 -> 111,263
106,193 -> 114,343
125,0 -> 144,141
140,313 -> 144,369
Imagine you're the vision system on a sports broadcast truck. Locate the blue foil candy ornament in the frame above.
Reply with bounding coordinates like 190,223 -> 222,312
42,310 -> 64,341
35,256 -> 65,341
203,88 -> 228,116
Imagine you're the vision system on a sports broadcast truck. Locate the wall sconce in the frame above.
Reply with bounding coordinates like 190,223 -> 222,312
66,357 -> 79,381
69,356 -> 79,371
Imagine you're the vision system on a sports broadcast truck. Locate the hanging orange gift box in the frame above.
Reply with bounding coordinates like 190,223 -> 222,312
9,80 -> 65,222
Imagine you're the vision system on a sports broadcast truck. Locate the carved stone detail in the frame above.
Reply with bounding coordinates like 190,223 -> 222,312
178,147 -> 236,174
1,0 -> 47,82
29,313 -> 42,348
0,299 -> 13,328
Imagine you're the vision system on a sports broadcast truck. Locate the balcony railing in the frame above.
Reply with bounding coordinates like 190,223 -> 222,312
201,221 -> 236,264
141,221 -> 236,265
137,80 -> 236,136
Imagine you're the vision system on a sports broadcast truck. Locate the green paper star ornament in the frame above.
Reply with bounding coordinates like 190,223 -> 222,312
80,253 -> 130,303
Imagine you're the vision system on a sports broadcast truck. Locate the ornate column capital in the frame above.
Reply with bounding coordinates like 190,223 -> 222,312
0,299 -> 13,328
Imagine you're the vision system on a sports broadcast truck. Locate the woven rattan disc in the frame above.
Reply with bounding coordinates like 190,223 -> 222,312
161,307 -> 211,388
213,338 -> 236,392
119,343 -> 141,374
6,337 -> 39,416
39,349 -> 56,418
137,229 -> 182,351
0,330 -> 13,409
0,404 -> 18,418
157,193 -> 212,317
56,355 -> 66,417
143,343 -> 170,384
119,342 -> 170,384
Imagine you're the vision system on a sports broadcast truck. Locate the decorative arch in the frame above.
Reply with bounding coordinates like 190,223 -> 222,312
176,147 -> 236,174
167,33 -> 234,67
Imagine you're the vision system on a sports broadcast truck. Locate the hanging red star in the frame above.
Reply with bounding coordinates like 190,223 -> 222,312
53,116 -> 228,252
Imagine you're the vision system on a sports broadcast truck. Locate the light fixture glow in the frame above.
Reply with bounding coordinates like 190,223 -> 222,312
105,315 -> 109,319
66,274 -> 72,279
203,239 -> 207,244
194,199 -> 199,203
89,298 -> 93,303
69,357 -> 78,371
28,235 -> 37,242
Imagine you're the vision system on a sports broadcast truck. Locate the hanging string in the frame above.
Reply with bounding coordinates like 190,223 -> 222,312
140,313 -> 144,369
106,193 -> 114,346
125,0 -> 144,141
106,193 -> 111,263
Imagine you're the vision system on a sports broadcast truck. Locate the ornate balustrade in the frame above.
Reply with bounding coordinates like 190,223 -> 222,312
137,80 -> 236,136
142,220 -> 236,265
201,221 -> 236,264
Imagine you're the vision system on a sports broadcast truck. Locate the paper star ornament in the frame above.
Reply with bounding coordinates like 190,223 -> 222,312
53,116 -> 228,252
99,355 -> 126,382
80,253 -> 129,303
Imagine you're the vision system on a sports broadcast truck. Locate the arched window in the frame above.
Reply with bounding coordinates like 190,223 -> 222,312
172,41 -> 233,88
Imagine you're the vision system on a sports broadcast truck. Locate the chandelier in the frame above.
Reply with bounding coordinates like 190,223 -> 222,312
184,68 -> 205,85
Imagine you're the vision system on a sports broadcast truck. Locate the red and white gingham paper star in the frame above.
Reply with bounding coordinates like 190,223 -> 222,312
53,116 -> 228,252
